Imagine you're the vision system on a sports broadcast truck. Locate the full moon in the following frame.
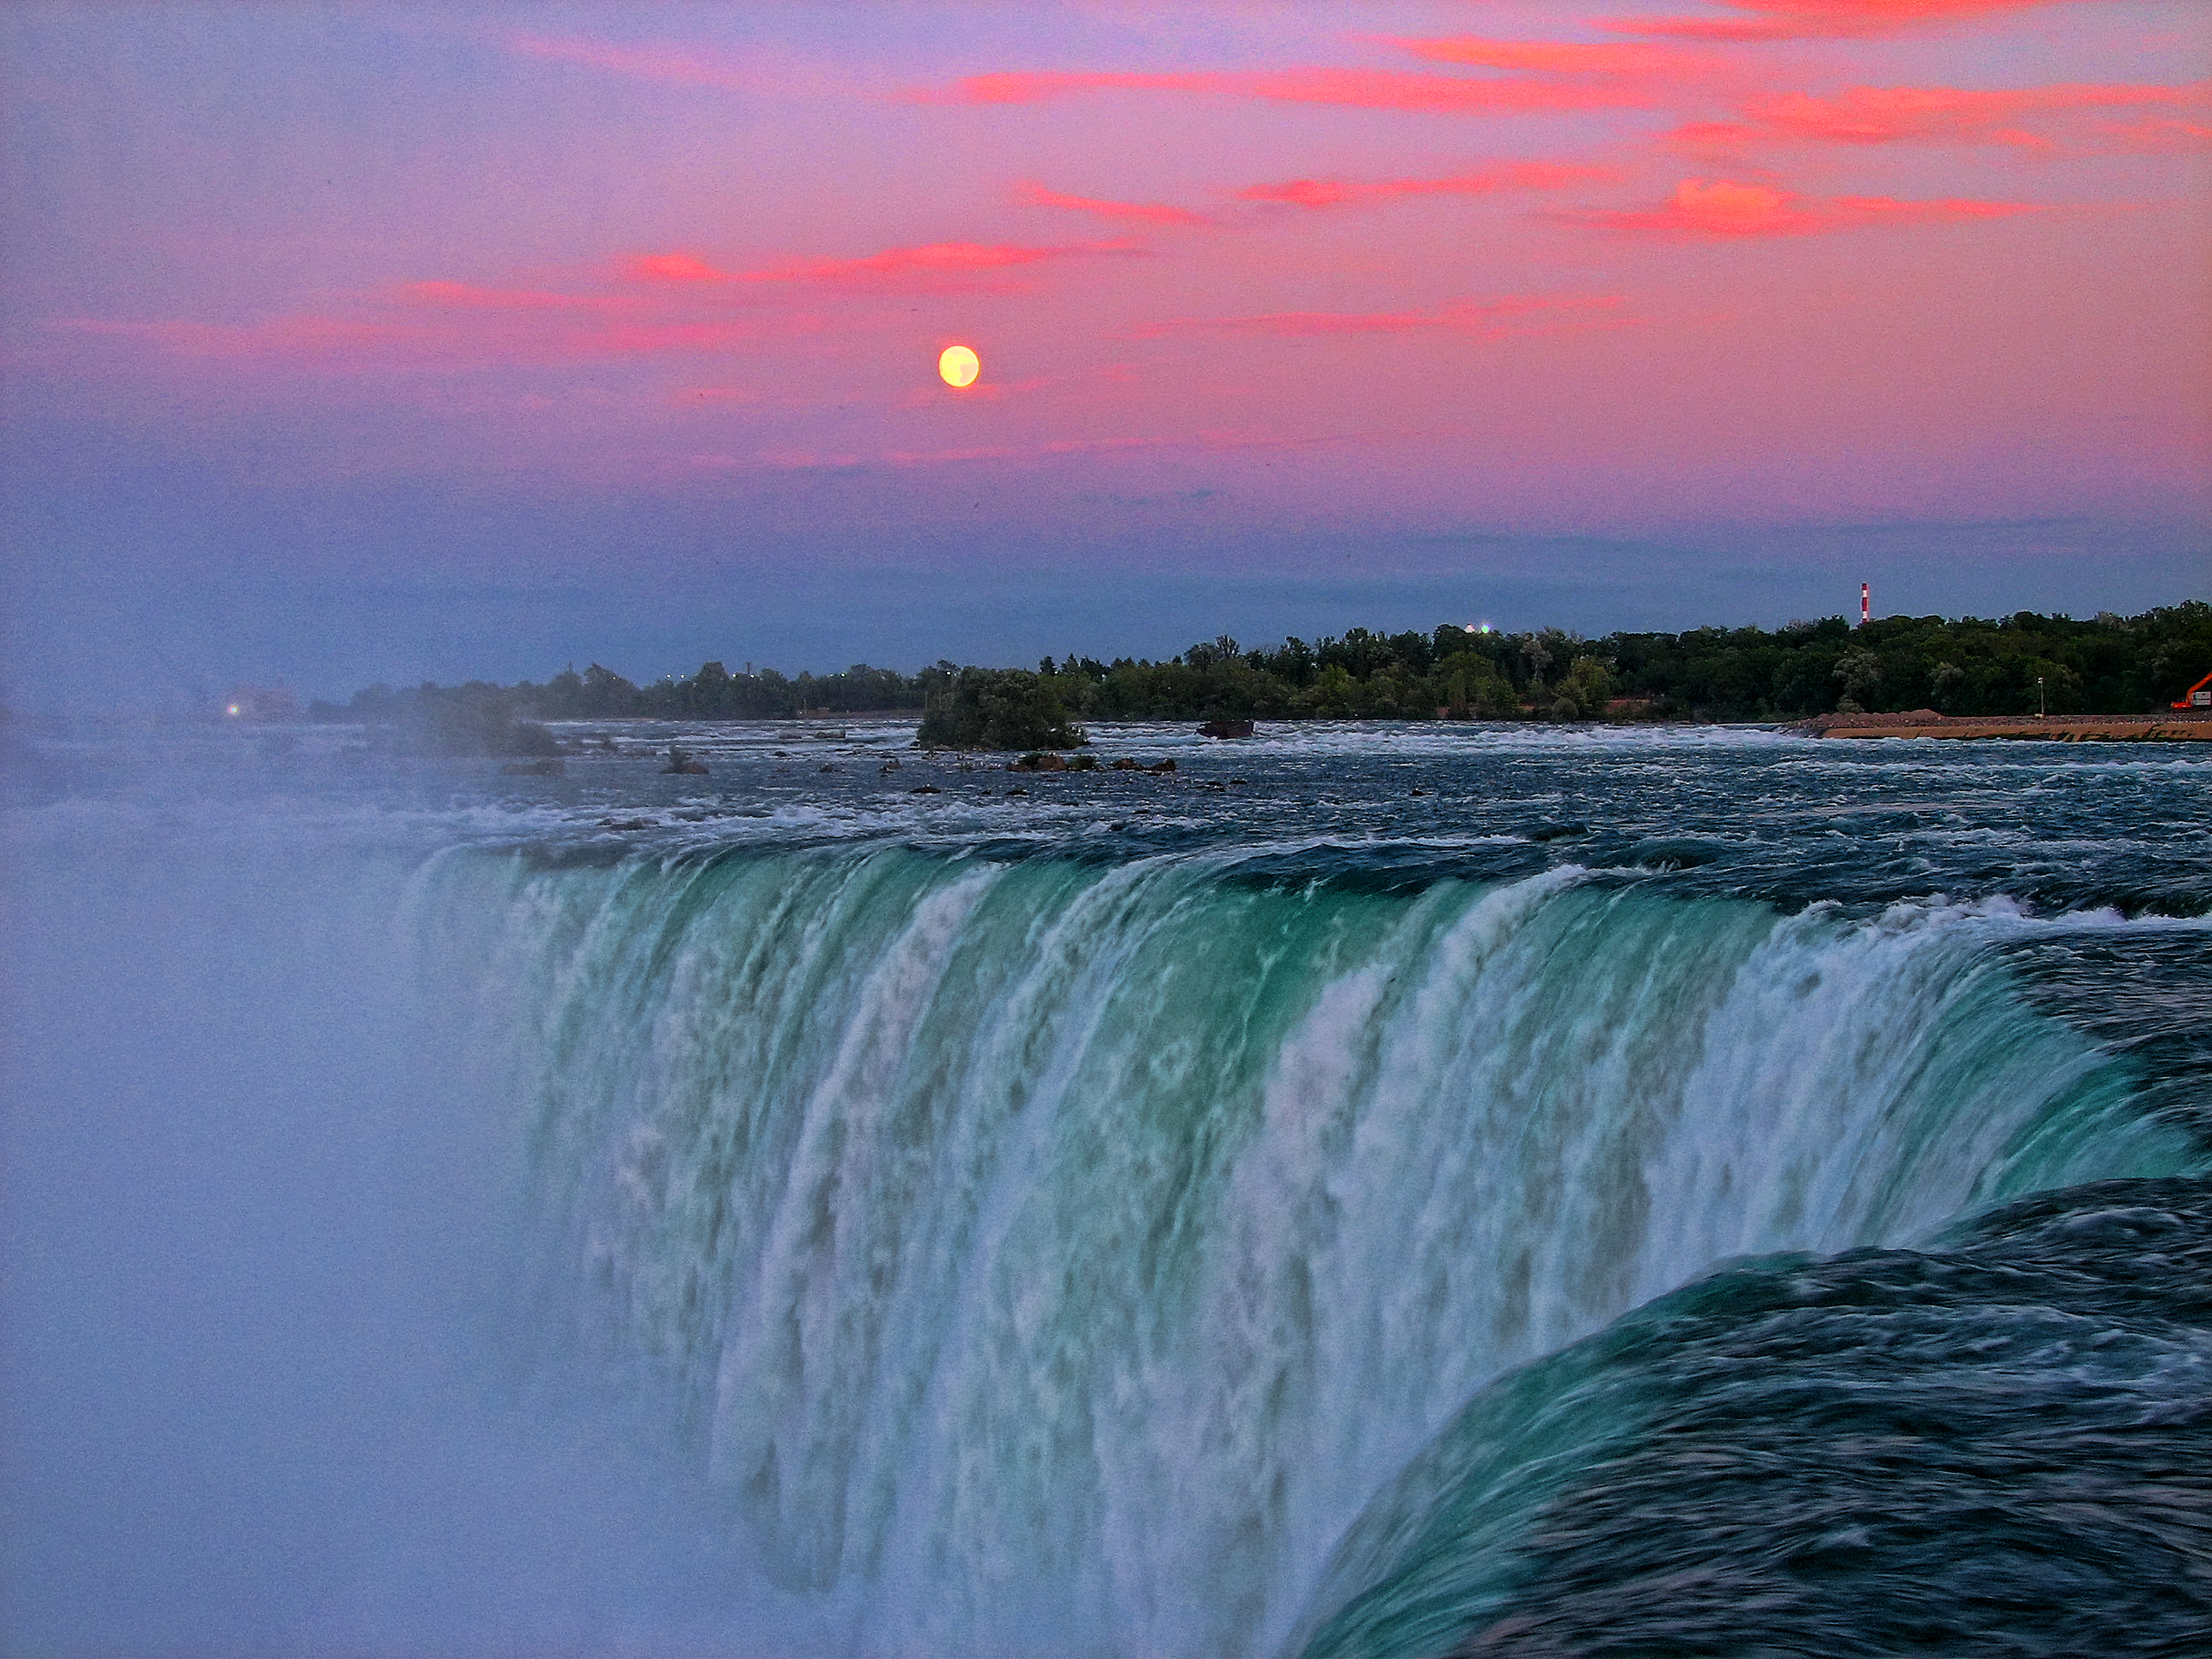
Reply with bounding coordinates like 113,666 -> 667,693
938,344 -> 980,387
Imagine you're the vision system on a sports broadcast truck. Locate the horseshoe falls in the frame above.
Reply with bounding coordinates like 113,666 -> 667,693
5,722 -> 2209,1656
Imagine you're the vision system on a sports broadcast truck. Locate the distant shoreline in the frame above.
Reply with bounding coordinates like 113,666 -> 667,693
288,602 -> 2212,735
1796,708 -> 2212,742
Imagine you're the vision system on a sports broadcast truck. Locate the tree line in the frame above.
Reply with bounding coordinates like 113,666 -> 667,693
311,602 -> 2212,752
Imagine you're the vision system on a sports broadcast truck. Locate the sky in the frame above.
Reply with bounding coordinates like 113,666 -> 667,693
3,0 -> 2208,709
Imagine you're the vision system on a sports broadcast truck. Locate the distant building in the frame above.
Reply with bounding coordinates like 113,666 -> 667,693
220,685 -> 300,723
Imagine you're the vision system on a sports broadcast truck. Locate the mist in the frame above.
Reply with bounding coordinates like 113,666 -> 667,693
0,772 -> 805,1656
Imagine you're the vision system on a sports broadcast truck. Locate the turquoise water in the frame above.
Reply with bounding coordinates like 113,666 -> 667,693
4,719 -> 2208,1654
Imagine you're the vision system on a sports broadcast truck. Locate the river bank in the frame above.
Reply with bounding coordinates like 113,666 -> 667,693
1799,708 -> 2212,742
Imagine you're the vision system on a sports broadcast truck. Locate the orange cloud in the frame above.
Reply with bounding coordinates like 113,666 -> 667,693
1385,36 -> 1719,76
626,239 -> 1141,294
1680,80 -> 2212,150
1827,194 -> 2048,224
1136,295 -> 1626,337
917,67 -> 1655,115
76,231 -> 1124,380
1237,161 -> 1621,211
1604,1 -> 2069,43
930,70 -> 1186,104
744,239 -> 1144,292
2098,116 -> 2212,154
1013,183 -> 1214,227
1553,177 -> 2046,236
629,253 -> 734,282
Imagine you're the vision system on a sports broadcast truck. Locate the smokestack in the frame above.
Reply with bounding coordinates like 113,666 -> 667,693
1860,583 -> 1871,627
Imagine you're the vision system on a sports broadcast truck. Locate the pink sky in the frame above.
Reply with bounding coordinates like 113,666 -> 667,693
2,1 -> 2206,697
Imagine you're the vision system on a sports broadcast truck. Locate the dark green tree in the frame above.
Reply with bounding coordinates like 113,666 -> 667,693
916,667 -> 1085,750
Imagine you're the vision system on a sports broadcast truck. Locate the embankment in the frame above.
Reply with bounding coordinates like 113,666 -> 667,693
1801,708 -> 2212,742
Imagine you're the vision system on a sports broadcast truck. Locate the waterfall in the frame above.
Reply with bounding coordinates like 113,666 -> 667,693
409,841 -> 2187,1656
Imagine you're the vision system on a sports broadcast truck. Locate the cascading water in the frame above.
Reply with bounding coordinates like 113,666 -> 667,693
4,721 -> 2206,1656
410,836 -> 2194,1656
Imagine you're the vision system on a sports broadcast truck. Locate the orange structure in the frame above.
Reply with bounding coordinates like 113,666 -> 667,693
2174,672 -> 2212,711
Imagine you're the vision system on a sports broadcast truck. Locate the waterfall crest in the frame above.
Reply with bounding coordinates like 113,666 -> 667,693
415,844 -> 2186,1656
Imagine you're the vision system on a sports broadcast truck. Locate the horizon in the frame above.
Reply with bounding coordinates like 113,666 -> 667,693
3,1 -> 2206,713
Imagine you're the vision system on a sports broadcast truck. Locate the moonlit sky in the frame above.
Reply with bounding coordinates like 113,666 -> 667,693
3,1 -> 2207,709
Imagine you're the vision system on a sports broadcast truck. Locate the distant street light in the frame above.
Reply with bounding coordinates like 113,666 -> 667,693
2038,676 -> 2046,718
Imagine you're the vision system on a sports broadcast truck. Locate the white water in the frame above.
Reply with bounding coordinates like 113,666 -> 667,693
396,841 -> 2181,1657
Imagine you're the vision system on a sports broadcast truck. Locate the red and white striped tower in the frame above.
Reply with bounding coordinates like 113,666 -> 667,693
1860,583 -> 1871,626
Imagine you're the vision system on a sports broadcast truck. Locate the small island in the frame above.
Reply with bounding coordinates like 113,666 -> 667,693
915,667 -> 1085,752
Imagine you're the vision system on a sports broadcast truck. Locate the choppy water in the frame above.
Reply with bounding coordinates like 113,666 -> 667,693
4,719 -> 2209,1656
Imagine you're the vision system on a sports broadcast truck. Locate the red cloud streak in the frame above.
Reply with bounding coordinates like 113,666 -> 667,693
1136,295 -> 1626,338
1605,1 -> 2069,42
917,67 -> 1655,115
1385,36 -> 1719,76
1685,80 -> 2212,149
1554,177 -> 2046,236
1013,183 -> 1213,227
626,239 -> 1142,293
1237,162 -> 1620,211
2101,116 -> 2212,154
